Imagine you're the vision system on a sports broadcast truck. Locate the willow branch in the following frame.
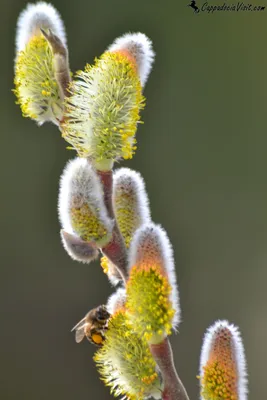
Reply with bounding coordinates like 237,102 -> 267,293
150,337 -> 190,400
96,169 -> 190,400
96,169 -> 129,284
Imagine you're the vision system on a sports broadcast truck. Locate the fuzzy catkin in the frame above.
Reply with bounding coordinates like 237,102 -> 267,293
58,158 -> 113,248
128,223 -> 181,331
62,52 -> 145,165
113,168 -> 151,248
199,320 -> 248,400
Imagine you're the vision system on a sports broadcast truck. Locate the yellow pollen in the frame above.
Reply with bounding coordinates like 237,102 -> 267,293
14,34 -> 63,124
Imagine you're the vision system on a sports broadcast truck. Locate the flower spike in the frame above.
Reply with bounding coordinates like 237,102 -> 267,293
113,168 -> 151,248
14,2 -> 69,125
94,310 -> 162,400
199,320 -> 248,400
62,50 -> 145,168
126,223 -> 180,344
58,158 -> 113,248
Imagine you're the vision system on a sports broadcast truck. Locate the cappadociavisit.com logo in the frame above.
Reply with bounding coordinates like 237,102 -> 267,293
187,0 -> 265,13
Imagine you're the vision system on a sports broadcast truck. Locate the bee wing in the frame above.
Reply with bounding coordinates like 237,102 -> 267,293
75,328 -> 86,343
71,317 -> 86,332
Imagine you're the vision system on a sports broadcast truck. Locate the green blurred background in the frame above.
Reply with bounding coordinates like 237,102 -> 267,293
1,0 -> 267,398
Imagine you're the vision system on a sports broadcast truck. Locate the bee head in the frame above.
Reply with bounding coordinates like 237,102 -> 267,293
96,305 -> 110,323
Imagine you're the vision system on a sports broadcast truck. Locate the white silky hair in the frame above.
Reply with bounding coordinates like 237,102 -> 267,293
107,32 -> 155,87
129,222 -> 181,330
106,263 -> 123,286
16,2 -> 67,52
58,157 -> 113,238
199,320 -> 248,400
113,167 -> 151,223
106,288 -> 127,315
60,230 -> 99,264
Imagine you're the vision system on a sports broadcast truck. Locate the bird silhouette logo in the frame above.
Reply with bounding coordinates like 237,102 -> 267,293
188,0 -> 200,13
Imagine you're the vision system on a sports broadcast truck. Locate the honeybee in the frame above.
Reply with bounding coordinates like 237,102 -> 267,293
71,305 -> 110,346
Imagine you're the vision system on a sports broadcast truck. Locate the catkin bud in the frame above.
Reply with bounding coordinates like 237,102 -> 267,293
58,158 -> 113,248
113,168 -> 150,248
62,48 -> 145,168
60,230 -> 99,263
14,2 -> 68,125
199,320 -> 248,400
126,223 -> 180,343
107,33 -> 155,87
94,310 -> 162,400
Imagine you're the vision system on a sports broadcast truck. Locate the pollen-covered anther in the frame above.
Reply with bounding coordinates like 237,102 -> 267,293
94,310 -> 162,400
14,2 -> 68,125
100,256 -> 109,274
14,34 -> 64,125
58,158 -> 113,249
61,51 -> 145,167
70,203 -> 108,243
126,264 -> 175,343
113,168 -> 151,248
199,320 -> 248,400
100,256 -> 123,285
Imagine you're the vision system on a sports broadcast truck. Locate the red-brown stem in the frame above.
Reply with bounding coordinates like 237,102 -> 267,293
97,169 -> 129,284
150,338 -> 190,400
97,170 -> 114,217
